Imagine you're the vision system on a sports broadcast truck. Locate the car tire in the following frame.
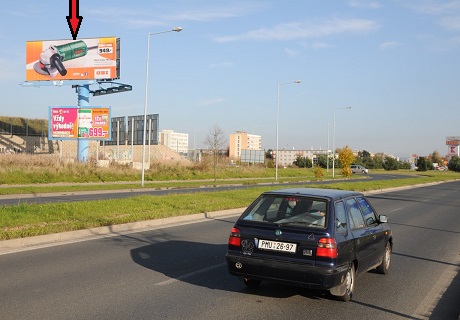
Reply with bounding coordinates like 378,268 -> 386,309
377,242 -> 391,274
335,264 -> 355,302
243,278 -> 261,288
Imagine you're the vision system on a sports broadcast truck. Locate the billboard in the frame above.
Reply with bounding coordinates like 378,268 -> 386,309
446,136 -> 460,146
26,37 -> 120,81
49,107 -> 111,140
241,150 -> 265,164
448,145 -> 458,155
128,115 -> 159,145
104,116 -> 126,145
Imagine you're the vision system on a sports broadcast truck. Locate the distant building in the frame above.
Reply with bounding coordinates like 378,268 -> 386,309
273,148 -> 329,167
159,130 -> 189,156
229,131 -> 262,160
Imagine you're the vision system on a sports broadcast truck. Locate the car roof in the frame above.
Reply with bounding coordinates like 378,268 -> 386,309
262,188 -> 363,201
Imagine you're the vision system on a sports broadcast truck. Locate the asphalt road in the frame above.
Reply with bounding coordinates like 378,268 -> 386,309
0,180 -> 459,319
0,173 -> 412,206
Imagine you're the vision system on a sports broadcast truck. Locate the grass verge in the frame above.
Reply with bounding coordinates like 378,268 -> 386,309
1,171 -> 459,240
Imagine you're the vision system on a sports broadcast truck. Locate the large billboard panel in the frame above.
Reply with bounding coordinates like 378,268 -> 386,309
446,136 -> 460,146
26,37 -> 119,81
49,107 -> 111,140
448,145 -> 458,155
128,115 -> 159,145
241,149 -> 265,164
104,116 -> 126,146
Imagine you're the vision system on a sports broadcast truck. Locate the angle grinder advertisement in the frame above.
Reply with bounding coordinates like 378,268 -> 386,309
26,37 -> 119,81
49,107 -> 111,140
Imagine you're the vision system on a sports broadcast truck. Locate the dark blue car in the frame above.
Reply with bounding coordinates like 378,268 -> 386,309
226,188 -> 392,301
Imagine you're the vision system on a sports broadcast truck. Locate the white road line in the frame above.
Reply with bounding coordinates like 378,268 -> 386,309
411,264 -> 460,319
156,262 -> 227,286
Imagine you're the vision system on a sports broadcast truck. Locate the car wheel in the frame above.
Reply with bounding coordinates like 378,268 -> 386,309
335,264 -> 355,302
243,278 -> 261,288
377,242 -> 391,274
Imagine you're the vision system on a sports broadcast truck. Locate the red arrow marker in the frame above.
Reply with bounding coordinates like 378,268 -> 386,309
66,0 -> 83,40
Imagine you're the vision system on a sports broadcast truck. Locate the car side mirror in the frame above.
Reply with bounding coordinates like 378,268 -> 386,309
379,215 -> 388,223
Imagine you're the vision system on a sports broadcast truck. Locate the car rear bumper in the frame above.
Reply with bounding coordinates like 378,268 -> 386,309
226,253 -> 348,290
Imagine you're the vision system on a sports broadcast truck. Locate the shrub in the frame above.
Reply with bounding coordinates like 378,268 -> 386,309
313,166 -> 323,178
293,155 -> 312,168
416,157 -> 428,172
382,156 -> 399,171
447,156 -> 460,172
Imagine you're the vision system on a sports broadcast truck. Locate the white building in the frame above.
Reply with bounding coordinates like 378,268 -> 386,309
273,149 -> 329,167
159,130 -> 189,156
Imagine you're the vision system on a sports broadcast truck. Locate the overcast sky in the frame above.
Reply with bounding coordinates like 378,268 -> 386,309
1,0 -> 459,158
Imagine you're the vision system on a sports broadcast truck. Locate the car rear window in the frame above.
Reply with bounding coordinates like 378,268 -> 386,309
241,195 -> 327,228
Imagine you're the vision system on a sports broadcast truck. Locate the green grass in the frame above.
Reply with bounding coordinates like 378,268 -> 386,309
0,157 -> 460,240
0,190 -> 264,240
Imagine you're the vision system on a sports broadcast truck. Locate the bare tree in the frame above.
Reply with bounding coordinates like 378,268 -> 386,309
203,124 -> 227,182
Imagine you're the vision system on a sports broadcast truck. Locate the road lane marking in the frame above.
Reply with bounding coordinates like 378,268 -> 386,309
411,264 -> 460,319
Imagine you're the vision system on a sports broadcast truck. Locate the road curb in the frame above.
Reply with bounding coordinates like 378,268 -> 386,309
0,207 -> 245,255
0,179 -> 456,255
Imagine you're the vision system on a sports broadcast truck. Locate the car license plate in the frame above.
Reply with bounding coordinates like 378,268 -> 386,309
257,239 -> 297,253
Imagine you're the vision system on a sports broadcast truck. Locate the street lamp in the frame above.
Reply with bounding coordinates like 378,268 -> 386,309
275,80 -> 301,181
332,106 -> 351,178
141,27 -> 182,186
327,121 -> 333,172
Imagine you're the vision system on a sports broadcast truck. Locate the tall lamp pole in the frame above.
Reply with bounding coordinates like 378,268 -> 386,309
275,80 -> 301,181
332,106 -> 351,178
327,121 -> 333,172
141,27 -> 182,186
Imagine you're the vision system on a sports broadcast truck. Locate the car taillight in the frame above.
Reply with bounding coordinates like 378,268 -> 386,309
316,238 -> 337,258
228,227 -> 241,247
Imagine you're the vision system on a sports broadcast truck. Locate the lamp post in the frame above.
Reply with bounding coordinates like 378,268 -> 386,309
332,106 -> 351,178
327,121 -> 333,172
275,80 -> 301,181
141,27 -> 182,186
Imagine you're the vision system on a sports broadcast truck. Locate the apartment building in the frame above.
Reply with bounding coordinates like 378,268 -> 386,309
229,131 -> 262,160
159,129 -> 189,156
273,149 -> 329,167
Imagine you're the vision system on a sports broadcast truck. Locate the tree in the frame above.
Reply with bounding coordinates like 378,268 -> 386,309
429,150 -> 443,166
338,146 -> 354,177
317,154 -> 332,169
293,155 -> 312,168
203,124 -> 227,182
448,156 -> 460,172
382,156 -> 399,171
371,154 -> 384,169
357,150 -> 372,167
265,149 -> 274,168
293,155 -> 305,168
399,161 -> 411,170
416,157 -> 428,171
265,149 -> 273,160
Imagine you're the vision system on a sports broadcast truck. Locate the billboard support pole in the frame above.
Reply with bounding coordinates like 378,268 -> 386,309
77,85 -> 90,162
